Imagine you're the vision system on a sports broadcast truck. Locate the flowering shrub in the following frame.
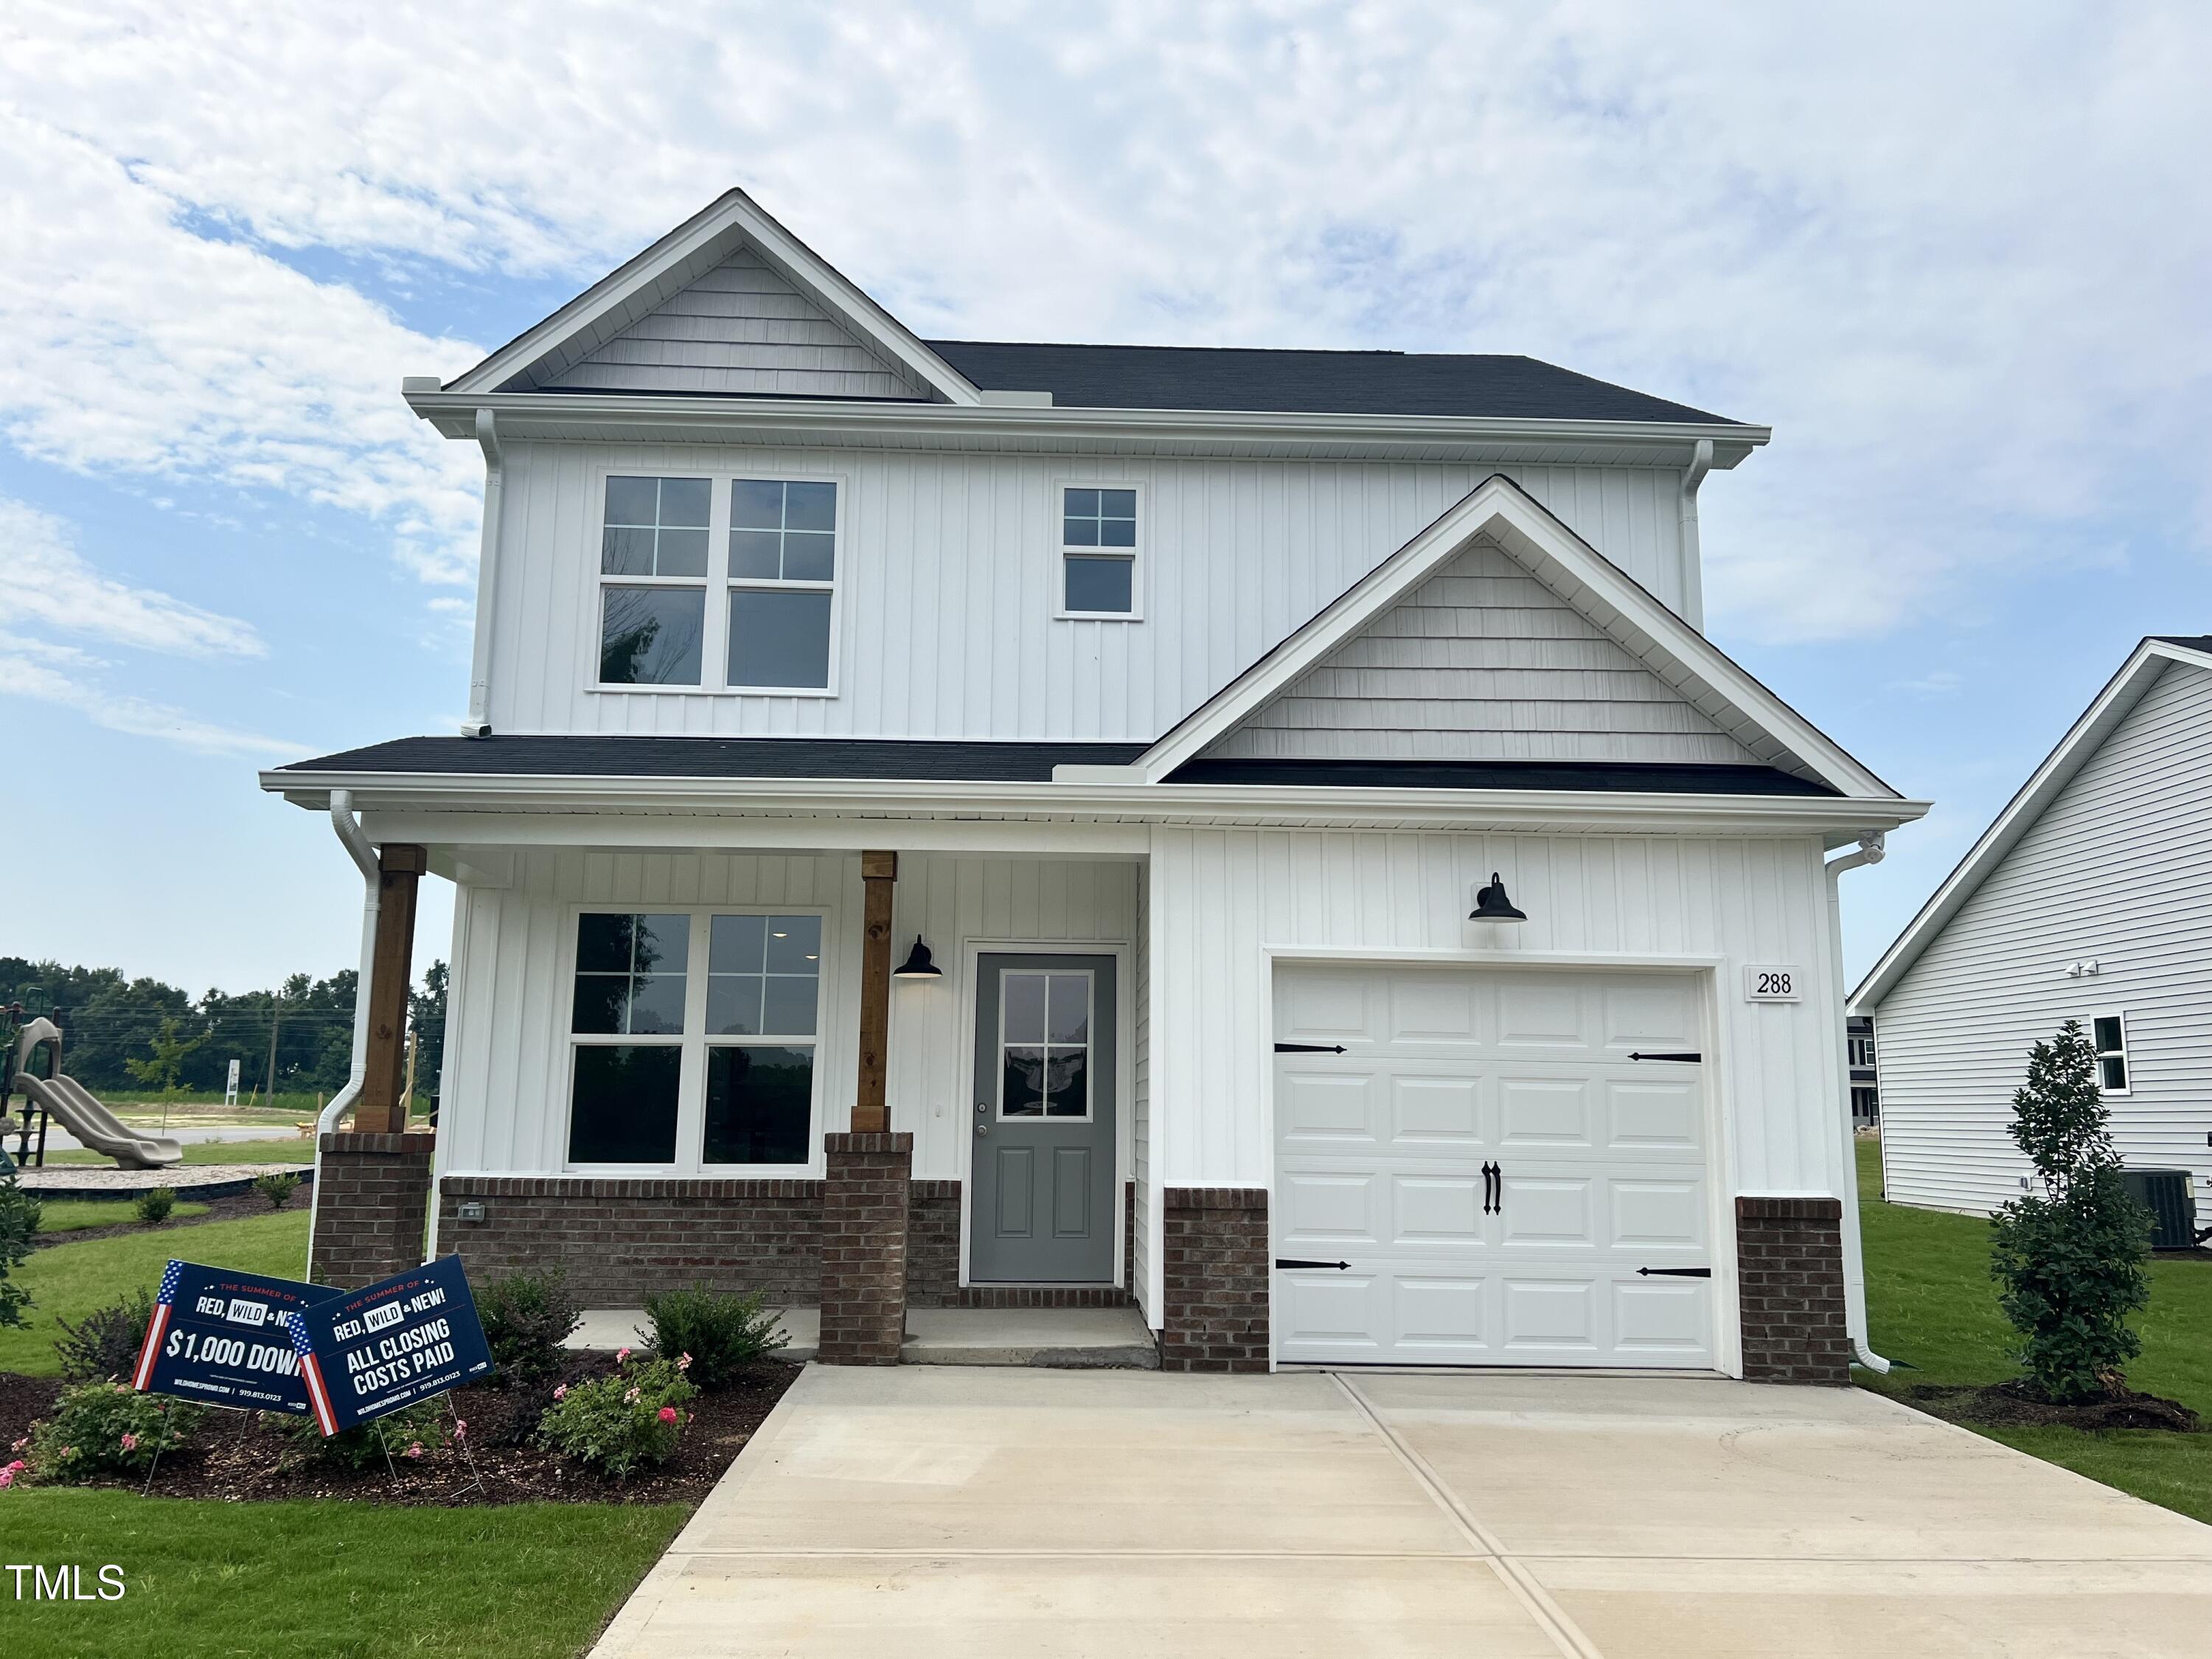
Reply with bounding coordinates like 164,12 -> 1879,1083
535,1353 -> 696,1478
27,1383 -> 200,1484
277,1399 -> 448,1472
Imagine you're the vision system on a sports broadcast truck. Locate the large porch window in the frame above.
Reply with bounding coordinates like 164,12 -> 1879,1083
566,908 -> 824,1169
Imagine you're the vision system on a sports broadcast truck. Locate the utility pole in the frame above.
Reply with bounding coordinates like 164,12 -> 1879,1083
262,992 -> 282,1107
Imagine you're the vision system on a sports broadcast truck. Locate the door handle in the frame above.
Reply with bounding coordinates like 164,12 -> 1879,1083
1481,1161 -> 1500,1214
1628,1051 -> 1701,1062
1635,1267 -> 1711,1277
975,1122 -> 989,1137
1274,1258 -> 1351,1270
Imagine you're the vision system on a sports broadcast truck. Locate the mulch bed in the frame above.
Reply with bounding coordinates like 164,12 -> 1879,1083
0,1354 -> 801,1506
29,1192 -> 281,1249
1907,1380 -> 2204,1433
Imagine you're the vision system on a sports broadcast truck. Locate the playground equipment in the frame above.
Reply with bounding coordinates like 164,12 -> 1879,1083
7,1017 -> 184,1170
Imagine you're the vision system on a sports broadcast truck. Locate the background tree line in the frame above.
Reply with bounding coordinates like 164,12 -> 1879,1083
0,956 -> 445,1105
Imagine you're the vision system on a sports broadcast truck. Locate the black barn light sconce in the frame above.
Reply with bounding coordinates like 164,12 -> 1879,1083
1469,873 -> 1527,923
893,936 -> 943,978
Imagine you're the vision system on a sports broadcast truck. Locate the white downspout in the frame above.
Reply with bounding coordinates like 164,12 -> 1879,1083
462,409 -> 503,738
307,789 -> 382,1276
1678,437 -> 1714,631
1825,832 -> 1891,1374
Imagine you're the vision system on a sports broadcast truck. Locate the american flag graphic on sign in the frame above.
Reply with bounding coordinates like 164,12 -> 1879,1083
286,1306 -> 340,1435
131,1259 -> 185,1391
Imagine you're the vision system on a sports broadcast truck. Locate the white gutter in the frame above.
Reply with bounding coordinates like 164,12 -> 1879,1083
1678,437 -> 1714,630
462,410 -> 503,737
1825,832 -> 1891,1374
307,789 -> 382,1276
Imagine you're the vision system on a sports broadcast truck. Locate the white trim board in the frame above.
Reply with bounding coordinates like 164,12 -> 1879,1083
439,189 -> 984,407
1124,473 -> 1899,800
1851,636 -> 2212,1013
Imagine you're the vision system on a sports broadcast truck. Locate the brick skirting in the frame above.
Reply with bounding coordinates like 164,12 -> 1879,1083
1735,1194 -> 1853,1385
817,1132 -> 912,1365
313,1133 -> 435,1287
1159,1186 -> 1269,1372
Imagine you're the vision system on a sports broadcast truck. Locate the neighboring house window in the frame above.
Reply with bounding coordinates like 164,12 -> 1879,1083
1060,486 -> 1139,617
728,479 -> 836,689
2091,1013 -> 2129,1093
999,970 -> 1093,1119
1847,1034 -> 1876,1068
599,476 -> 711,684
1850,1085 -> 1879,1127
566,909 -> 824,1167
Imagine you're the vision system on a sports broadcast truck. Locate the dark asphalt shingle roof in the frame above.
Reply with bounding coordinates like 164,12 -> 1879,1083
2152,635 -> 2212,653
279,737 -> 1826,796
925,340 -> 1739,424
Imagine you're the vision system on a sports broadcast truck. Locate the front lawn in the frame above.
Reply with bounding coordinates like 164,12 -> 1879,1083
45,1137 -> 315,1166
0,1210 -> 309,1376
0,1489 -> 686,1658
35,1199 -> 209,1234
1857,1137 -> 2212,1523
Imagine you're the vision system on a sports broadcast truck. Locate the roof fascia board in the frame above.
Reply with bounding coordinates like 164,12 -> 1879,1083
1851,639 -> 2211,1012
1133,474 -> 1895,798
401,386 -> 1766,462
260,766 -> 1925,840
439,192 -> 983,406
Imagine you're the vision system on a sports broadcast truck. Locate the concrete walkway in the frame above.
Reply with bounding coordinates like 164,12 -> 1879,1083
591,1366 -> 2212,1658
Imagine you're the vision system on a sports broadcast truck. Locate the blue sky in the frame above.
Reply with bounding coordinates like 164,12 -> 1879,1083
3,2 -> 2207,996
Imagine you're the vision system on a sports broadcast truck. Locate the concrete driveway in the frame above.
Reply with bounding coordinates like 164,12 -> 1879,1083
593,1366 -> 2212,1658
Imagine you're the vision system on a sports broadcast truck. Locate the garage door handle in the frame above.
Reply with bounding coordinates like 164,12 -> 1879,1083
1275,1258 -> 1350,1270
1482,1161 -> 1500,1214
1635,1267 -> 1712,1277
1628,1051 -> 1701,1062
1274,1043 -> 1347,1054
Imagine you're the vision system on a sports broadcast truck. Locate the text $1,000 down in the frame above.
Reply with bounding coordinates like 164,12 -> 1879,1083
165,1329 -> 300,1376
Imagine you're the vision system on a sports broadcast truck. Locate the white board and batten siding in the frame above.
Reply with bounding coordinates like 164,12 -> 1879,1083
1207,540 -> 1758,765
1873,660 -> 2212,1217
484,442 -> 1697,742
439,849 -> 1137,1188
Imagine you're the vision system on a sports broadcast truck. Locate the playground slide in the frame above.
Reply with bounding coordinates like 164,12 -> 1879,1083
13,1073 -> 184,1169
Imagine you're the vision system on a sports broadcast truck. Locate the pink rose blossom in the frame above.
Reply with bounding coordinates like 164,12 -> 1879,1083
120,1433 -> 138,1453
616,1346 -> 631,1364
451,1421 -> 467,1441
657,1406 -> 678,1424
675,1353 -> 692,1372
0,1468 -> 14,1489
623,1386 -> 640,1405
404,1443 -> 424,1460
552,1385 -> 568,1402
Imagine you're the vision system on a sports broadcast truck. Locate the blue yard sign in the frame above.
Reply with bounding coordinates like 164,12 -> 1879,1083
132,1260 -> 344,1415
292,1256 -> 494,1434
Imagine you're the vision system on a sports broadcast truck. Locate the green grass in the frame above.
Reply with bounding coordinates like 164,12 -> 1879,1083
1858,1136 -> 2212,1523
0,1211 -> 309,1376
35,1199 -> 210,1234
46,1137 -> 315,1167
0,1489 -> 687,1658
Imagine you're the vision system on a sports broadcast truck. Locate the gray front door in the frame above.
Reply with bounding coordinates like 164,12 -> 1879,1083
968,953 -> 1117,1283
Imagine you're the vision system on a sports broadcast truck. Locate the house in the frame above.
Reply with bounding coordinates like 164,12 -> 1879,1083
1852,635 -> 2212,1220
1846,1015 -> 1879,1128
262,190 -> 1924,1381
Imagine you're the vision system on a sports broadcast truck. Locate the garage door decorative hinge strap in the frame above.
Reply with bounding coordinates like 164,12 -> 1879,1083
1273,1042 -> 1347,1054
1274,1257 -> 1351,1270
1628,1051 -> 1702,1062
1635,1267 -> 1712,1277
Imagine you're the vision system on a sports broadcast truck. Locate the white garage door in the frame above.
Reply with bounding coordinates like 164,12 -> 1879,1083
1273,964 -> 1717,1368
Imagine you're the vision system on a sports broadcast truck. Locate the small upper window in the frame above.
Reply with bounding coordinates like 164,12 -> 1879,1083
2091,1014 -> 2129,1093
599,476 -> 710,685
1061,486 -> 1138,617
728,479 -> 836,689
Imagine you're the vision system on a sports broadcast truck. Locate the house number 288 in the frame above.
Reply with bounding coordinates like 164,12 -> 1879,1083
1744,965 -> 1802,1003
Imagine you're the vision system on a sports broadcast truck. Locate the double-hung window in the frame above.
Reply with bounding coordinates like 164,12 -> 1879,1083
1059,486 -> 1139,617
2090,1012 -> 2130,1094
594,473 -> 839,692
566,909 -> 825,1168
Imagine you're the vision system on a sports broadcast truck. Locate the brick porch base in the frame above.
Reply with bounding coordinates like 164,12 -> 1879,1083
312,1132 -> 435,1287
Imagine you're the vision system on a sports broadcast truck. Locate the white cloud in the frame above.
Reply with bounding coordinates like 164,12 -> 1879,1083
0,1 -> 2205,644
0,497 -> 263,656
3,649 -> 305,758
1890,670 -> 1964,698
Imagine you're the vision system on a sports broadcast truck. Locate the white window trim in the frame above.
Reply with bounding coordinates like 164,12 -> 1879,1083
585,464 -> 846,698
2088,1009 -> 2131,1096
1052,478 -> 1145,622
560,903 -> 835,1175
993,965 -> 1098,1124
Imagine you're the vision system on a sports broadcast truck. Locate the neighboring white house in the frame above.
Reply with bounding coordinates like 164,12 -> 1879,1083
1852,636 -> 2212,1220
265,189 -> 1925,1379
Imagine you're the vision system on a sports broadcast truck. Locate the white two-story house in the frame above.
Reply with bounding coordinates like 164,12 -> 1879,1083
265,190 -> 1924,1379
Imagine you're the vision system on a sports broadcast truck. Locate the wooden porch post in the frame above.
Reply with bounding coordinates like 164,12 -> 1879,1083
358,844 -> 426,1135
852,850 -> 898,1133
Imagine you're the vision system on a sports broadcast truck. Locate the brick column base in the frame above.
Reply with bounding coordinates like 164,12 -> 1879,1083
1736,1195 -> 1852,1384
817,1132 -> 912,1364
313,1133 -> 434,1287
1160,1187 -> 1268,1372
